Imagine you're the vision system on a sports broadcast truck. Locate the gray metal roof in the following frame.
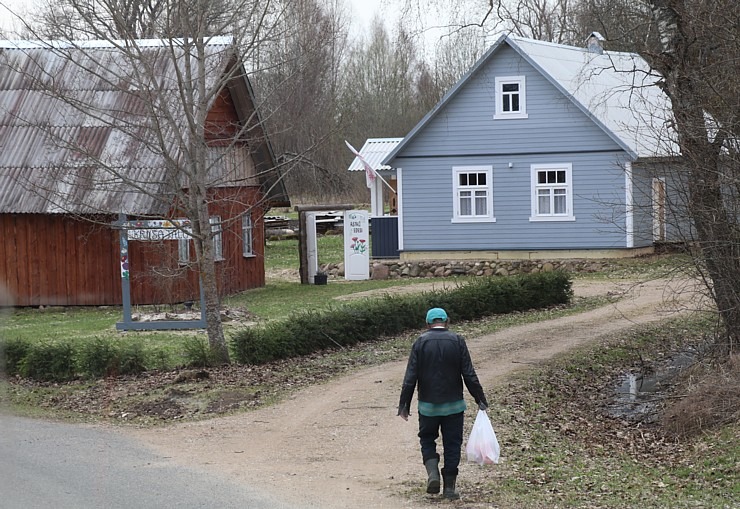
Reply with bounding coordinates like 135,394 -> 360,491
0,37 -> 284,215
347,138 -> 402,172
384,34 -> 676,165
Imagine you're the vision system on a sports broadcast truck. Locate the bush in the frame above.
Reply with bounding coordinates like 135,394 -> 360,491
78,338 -> 149,378
232,272 -> 572,365
1,337 -> 31,377
79,338 -> 121,378
20,341 -> 76,382
183,336 -> 216,368
118,342 -> 148,375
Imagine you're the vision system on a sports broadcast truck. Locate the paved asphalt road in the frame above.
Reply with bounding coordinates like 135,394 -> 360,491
0,413 -> 300,509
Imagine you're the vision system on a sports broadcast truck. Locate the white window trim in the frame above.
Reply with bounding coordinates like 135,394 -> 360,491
178,238 -> 190,265
210,216 -> 225,261
451,165 -> 496,223
493,76 -> 528,120
529,164 -> 575,222
242,212 -> 255,258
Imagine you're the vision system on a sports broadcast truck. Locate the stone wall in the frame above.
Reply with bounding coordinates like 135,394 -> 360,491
320,258 -> 618,280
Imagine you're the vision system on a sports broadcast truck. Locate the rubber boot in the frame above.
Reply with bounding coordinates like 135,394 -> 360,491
443,474 -> 459,500
424,458 -> 440,494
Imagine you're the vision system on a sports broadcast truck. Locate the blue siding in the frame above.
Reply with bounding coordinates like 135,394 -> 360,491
392,43 -> 641,252
400,152 -> 634,251
397,46 -> 621,159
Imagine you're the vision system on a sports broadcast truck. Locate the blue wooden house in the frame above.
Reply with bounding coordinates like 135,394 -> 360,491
371,33 -> 679,261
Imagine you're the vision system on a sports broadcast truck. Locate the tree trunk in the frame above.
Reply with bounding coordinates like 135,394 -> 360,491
646,0 -> 739,356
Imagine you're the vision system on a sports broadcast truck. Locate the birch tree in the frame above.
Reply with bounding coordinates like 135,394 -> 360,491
642,0 -> 740,356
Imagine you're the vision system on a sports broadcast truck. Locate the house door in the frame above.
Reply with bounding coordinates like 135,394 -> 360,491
652,178 -> 666,242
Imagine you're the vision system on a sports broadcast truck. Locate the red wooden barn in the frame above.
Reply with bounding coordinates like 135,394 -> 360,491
0,38 -> 289,307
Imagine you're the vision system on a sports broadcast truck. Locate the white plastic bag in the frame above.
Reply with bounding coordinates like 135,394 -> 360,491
466,409 -> 500,465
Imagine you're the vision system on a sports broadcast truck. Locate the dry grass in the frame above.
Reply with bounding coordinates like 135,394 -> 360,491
662,354 -> 740,436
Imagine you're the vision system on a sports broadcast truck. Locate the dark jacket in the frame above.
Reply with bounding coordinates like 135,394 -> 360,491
398,327 -> 487,415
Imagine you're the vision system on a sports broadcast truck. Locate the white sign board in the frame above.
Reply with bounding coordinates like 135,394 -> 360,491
123,219 -> 192,241
344,210 -> 370,280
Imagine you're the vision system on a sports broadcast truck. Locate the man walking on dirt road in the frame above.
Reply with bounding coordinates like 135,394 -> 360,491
398,307 -> 488,500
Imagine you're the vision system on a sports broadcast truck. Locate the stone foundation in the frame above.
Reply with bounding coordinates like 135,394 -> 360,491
321,258 -> 618,280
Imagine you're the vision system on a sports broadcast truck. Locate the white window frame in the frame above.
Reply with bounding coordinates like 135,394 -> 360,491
178,238 -> 190,265
530,164 -> 575,221
210,216 -> 224,261
494,76 -> 528,119
451,166 -> 495,223
242,212 -> 254,257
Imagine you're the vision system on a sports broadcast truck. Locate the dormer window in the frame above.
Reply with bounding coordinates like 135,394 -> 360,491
494,76 -> 528,119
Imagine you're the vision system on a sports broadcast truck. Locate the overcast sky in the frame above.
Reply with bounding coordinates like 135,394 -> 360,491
0,0 -> 400,36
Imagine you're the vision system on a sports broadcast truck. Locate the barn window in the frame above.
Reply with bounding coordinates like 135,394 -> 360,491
178,238 -> 190,265
452,166 -> 495,223
494,76 -> 528,119
530,164 -> 575,221
210,216 -> 224,261
242,212 -> 254,257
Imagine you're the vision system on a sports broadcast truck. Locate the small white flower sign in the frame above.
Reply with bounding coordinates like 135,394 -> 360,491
344,210 -> 370,280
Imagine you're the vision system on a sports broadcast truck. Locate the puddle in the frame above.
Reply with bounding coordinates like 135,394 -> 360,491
607,348 -> 699,423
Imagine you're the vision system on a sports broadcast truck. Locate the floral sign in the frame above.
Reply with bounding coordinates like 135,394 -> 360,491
349,236 -> 367,254
344,210 -> 370,280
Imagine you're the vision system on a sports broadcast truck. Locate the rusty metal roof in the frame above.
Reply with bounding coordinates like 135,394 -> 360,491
0,37 -> 286,214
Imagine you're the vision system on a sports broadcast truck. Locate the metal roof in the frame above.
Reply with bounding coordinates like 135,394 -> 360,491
0,37 -> 286,214
384,34 -> 677,165
347,138 -> 403,172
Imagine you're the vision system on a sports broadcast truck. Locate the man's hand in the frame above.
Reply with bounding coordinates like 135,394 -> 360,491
398,408 -> 409,421
478,402 -> 488,411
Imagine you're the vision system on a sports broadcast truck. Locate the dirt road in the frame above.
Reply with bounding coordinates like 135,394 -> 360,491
131,278 -> 698,508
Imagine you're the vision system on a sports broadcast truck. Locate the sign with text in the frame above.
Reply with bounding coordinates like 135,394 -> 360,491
123,219 -> 192,241
344,210 -> 370,280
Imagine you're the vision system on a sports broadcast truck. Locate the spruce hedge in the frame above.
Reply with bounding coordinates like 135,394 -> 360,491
231,271 -> 572,365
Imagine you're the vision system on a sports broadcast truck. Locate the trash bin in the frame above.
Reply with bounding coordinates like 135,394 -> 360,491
314,273 -> 328,285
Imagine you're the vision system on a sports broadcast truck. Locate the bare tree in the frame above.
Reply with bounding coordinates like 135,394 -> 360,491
2,0 -> 295,364
250,0 -> 352,201
641,0 -> 740,356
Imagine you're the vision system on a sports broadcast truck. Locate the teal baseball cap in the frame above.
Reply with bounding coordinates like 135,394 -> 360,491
426,307 -> 448,324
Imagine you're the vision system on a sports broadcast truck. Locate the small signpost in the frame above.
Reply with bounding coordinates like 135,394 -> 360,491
113,214 -> 206,331
344,210 -> 370,280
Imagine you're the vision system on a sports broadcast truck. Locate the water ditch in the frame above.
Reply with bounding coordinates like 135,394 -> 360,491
607,347 -> 700,423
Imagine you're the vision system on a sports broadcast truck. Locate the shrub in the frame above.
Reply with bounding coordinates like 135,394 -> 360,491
118,342 -> 148,375
183,336 -> 216,368
20,341 -> 76,382
79,338 -> 121,378
1,337 -> 31,376
232,272 -> 572,365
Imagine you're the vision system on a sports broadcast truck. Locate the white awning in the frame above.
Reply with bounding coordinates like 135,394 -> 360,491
347,138 -> 403,172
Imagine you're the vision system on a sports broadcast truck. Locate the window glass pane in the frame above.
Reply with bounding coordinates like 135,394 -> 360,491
502,83 -> 518,92
554,194 -> 566,214
538,171 -> 546,184
468,173 -> 477,186
243,214 -> 253,256
537,189 -> 551,214
511,95 -> 519,112
460,197 -> 471,216
475,192 -> 487,215
547,170 -> 556,183
210,216 -> 223,260
503,96 -> 511,112
178,239 -> 189,264
459,173 -> 468,186
538,194 -> 550,214
557,170 -> 566,183
477,173 -> 486,185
